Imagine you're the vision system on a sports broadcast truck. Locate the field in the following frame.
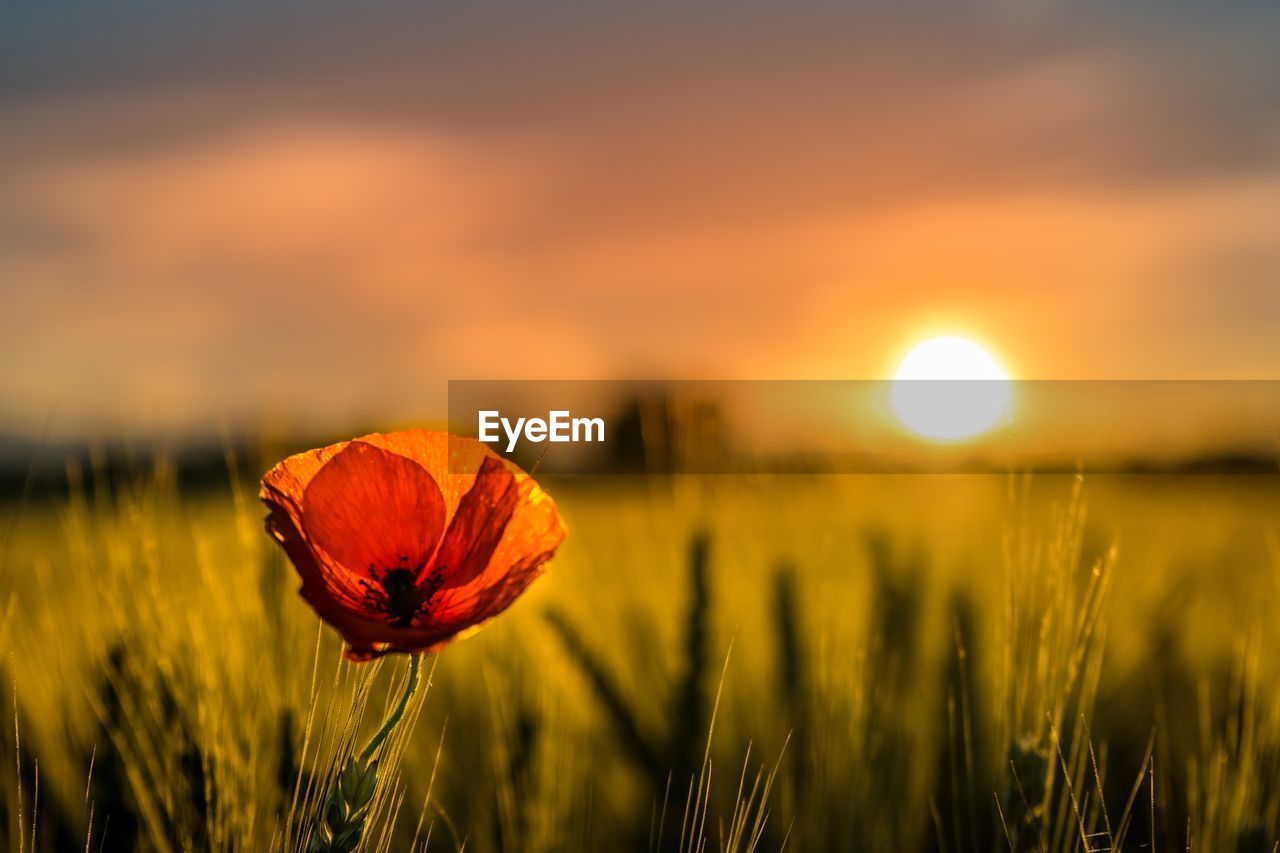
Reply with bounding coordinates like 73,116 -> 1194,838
2,461 -> 1279,851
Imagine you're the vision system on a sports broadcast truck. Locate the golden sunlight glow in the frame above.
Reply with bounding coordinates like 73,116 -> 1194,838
890,335 -> 1012,441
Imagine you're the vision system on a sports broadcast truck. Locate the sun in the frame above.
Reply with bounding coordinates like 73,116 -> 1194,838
890,335 -> 1013,442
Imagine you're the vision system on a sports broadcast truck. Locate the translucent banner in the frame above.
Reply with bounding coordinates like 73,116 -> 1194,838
447,380 -> 1280,475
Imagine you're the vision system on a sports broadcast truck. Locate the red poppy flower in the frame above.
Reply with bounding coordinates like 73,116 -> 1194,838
261,429 -> 566,660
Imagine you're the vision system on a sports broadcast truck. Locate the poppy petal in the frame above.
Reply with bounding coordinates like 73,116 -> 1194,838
266,502 -> 390,658
430,545 -> 557,629
431,455 -> 520,588
302,440 -> 447,578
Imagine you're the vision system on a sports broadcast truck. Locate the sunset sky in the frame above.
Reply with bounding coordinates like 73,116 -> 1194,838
4,2 -> 1280,441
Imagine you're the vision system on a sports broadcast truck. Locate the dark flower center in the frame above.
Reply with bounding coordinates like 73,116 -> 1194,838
358,558 -> 447,628
379,567 -> 424,627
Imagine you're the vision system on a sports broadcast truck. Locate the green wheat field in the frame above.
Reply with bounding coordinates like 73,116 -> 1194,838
2,459 -> 1279,851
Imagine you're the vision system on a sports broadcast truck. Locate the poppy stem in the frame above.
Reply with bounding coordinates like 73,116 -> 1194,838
358,653 -> 422,765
